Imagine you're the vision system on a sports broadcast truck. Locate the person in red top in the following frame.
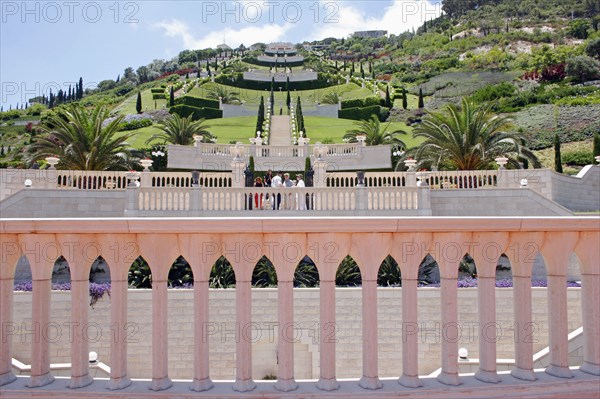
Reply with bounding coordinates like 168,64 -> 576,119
254,176 -> 264,209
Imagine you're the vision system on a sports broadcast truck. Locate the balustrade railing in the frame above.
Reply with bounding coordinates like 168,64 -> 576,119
135,186 -> 421,212
1,218 -> 598,397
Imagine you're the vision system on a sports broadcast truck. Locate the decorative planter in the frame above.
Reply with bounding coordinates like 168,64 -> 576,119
139,159 -> 153,172
125,172 -> 141,187
404,159 -> 417,172
495,157 -> 509,169
45,156 -> 60,170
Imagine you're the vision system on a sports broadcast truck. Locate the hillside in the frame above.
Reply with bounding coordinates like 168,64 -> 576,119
1,0 -> 598,171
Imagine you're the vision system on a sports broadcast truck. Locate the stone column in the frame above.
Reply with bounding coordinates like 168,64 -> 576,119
509,232 -> 544,381
150,279 -> 172,390
191,281 -> 213,391
0,235 -> 19,387
470,232 -> 508,384
316,279 -> 338,391
231,160 -> 246,188
233,279 -> 255,392
541,232 -> 578,379
20,234 -> 57,388
359,278 -> 382,389
68,277 -> 94,388
275,280 -> 297,391
108,278 -> 132,389
575,232 -> 600,376
399,277 -> 422,387
313,160 -> 328,188
28,278 -> 55,388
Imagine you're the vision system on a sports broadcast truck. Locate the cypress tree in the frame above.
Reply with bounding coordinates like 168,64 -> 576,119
418,88 -> 424,108
360,62 -> 364,79
169,86 -> 175,107
385,86 -> 392,108
402,87 -> 408,109
554,133 -> 563,173
256,96 -> 265,134
136,91 -> 142,114
78,77 -> 83,99
116,74 -> 120,83
270,88 -> 274,113
286,76 -> 290,91
197,69 -> 201,78
286,90 -> 291,109
593,132 -> 600,164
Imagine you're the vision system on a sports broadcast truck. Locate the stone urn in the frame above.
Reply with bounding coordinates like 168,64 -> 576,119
140,159 -> 154,172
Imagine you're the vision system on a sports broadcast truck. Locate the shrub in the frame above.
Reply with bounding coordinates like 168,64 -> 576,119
561,149 -> 594,166
150,88 -> 165,94
338,105 -> 388,121
118,118 -> 153,131
152,93 -> 167,100
471,82 -> 516,103
169,104 -> 223,120
340,97 -> 385,109
174,95 -> 220,109
586,38 -> 600,60
566,56 -> 600,82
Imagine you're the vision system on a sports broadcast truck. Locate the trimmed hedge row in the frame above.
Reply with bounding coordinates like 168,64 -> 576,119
338,105 -> 389,122
340,97 -> 385,109
150,88 -> 165,94
174,95 -> 220,109
242,56 -> 304,68
169,104 -> 223,120
214,72 -> 343,91
152,93 -> 167,100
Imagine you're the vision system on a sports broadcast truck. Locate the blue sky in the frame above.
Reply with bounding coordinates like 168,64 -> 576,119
1,1 -> 441,108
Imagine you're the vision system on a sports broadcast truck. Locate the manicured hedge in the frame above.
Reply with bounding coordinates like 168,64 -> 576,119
169,104 -> 223,120
340,97 -> 385,109
150,88 -> 165,94
338,105 -> 389,121
174,95 -> 220,109
152,93 -> 167,100
214,73 -> 343,91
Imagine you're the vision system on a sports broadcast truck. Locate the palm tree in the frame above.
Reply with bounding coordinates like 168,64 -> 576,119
343,114 -> 408,147
28,104 -> 133,170
146,113 -> 214,145
413,98 -> 540,170
206,85 -> 240,104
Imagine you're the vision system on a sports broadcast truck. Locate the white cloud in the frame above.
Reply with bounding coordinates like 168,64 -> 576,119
153,18 -> 292,50
308,0 -> 442,40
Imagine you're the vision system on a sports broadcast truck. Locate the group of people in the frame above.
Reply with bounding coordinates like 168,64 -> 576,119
253,170 -> 306,210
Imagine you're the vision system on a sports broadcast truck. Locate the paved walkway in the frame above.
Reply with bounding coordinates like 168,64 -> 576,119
268,115 -> 291,145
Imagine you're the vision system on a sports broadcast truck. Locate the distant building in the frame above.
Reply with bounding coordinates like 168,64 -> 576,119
353,30 -> 388,38
216,43 -> 232,51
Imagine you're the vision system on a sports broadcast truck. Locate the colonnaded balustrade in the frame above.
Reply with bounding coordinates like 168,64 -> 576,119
0,218 -> 599,398
134,186 -> 422,214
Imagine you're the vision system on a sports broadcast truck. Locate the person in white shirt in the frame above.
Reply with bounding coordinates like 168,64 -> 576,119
295,175 -> 306,210
271,171 -> 283,209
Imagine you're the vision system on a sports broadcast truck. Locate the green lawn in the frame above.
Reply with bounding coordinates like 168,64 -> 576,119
188,82 -> 373,107
114,89 -> 168,116
122,115 -> 424,149
392,93 -> 420,110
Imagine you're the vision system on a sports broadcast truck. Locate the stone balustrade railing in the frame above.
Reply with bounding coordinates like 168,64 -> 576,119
0,218 -> 598,398
133,186 -> 424,214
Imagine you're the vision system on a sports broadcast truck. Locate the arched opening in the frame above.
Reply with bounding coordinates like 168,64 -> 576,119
377,255 -> 401,287
417,253 -> 440,286
209,256 -> 236,288
167,256 -> 194,379
251,256 -> 278,380
335,255 -> 362,378
12,256 -> 33,367
335,255 -> 362,287
377,255 -> 402,378
293,256 -> 320,379
52,255 -> 71,286
125,256 -> 152,379
252,256 -> 277,288
495,253 -> 513,287
458,253 -> 477,286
